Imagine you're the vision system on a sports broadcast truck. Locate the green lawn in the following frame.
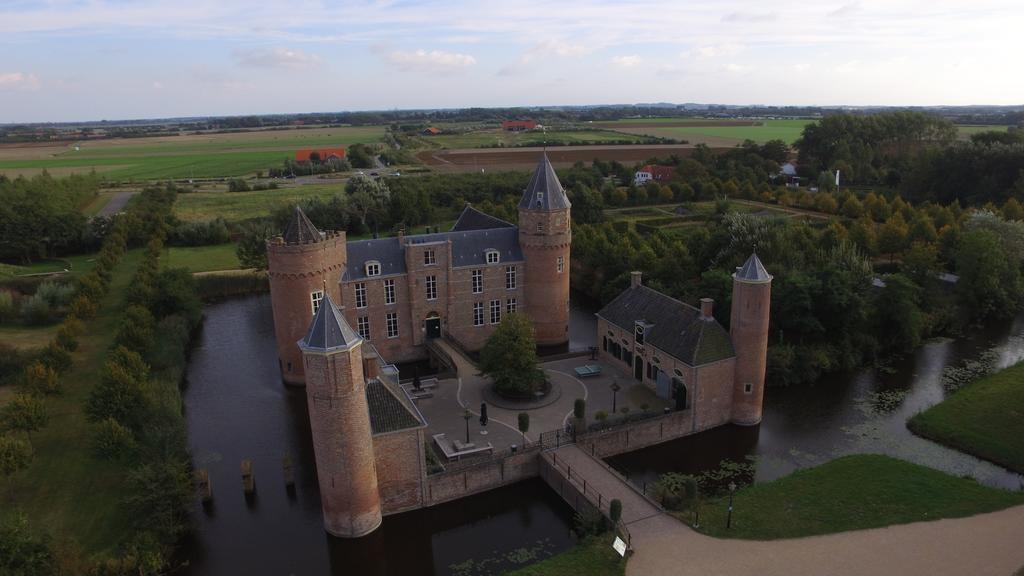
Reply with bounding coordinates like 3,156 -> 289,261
165,243 -> 241,273
0,323 -> 60,351
0,126 -> 385,180
690,454 -> 1024,540
0,249 -> 143,556
908,361 -> 1024,474
0,253 -> 98,278
174,184 -> 342,223
602,119 -> 811,145
955,125 -> 1009,137
503,537 -> 626,576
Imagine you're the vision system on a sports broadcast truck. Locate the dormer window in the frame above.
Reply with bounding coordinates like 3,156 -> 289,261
635,321 -> 646,346
485,249 -> 500,264
365,260 -> 381,277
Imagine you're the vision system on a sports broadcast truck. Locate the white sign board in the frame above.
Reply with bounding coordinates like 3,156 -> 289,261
612,536 -> 627,557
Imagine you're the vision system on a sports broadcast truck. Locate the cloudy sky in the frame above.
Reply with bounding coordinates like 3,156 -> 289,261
1,0 -> 1022,123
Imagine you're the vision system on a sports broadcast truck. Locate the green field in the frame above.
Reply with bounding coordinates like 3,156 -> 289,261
0,250 -> 143,556
955,125 -> 1010,137
420,128 -> 653,149
691,454 -> 1024,540
0,253 -> 98,278
0,126 -> 385,180
165,243 -> 241,273
503,537 -> 626,576
0,323 -> 60,351
174,184 -> 342,223
908,361 -> 1024,474
597,119 -> 811,145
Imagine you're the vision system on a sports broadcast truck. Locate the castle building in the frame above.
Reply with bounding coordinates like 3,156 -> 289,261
595,253 -> 772,427
267,154 -> 572,384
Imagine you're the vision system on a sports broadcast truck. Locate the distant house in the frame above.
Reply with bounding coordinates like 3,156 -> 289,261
778,162 -> 803,187
634,164 -> 676,186
502,120 -> 538,132
295,147 -> 346,163
422,127 -> 442,135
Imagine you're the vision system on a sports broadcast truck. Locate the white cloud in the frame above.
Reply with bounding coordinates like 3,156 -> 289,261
234,47 -> 322,69
683,43 -> 743,59
611,55 -> 643,68
383,49 -> 476,73
0,72 -> 40,91
722,11 -> 777,23
525,39 -> 587,60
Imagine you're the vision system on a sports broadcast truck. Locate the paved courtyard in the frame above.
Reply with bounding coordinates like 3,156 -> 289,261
409,341 -> 668,455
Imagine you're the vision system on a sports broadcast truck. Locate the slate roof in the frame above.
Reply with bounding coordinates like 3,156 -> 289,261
519,154 -> 571,211
343,227 -> 524,281
734,253 -> 772,282
597,285 -> 735,366
299,294 -> 361,352
283,206 -> 325,244
451,205 -> 515,232
366,379 -> 423,434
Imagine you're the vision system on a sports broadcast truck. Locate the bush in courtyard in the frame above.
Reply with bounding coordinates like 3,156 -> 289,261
574,398 -> 586,420
23,362 -> 60,396
92,417 -> 137,461
594,410 -> 608,422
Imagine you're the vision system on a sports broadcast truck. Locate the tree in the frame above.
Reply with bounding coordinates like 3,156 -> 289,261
345,176 -> 391,232
478,313 -> 543,398
22,362 -> 59,396
0,512 -> 53,575
86,362 -> 148,429
874,274 -> 924,354
878,213 -> 910,261
2,394 -> 48,445
955,229 -> 1023,320
517,412 -> 530,442
236,221 -> 273,270
92,417 -> 137,460
0,435 -> 32,480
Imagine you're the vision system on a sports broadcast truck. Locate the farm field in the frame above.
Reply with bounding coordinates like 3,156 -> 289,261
174,183 -> 342,223
595,119 -> 812,145
955,124 -> 1010,137
417,128 -> 655,149
418,144 -> 703,172
0,126 -> 385,180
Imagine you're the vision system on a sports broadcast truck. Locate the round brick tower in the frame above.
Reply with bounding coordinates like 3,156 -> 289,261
729,253 -> 772,426
267,206 -> 346,385
518,154 -> 572,347
299,294 -> 382,538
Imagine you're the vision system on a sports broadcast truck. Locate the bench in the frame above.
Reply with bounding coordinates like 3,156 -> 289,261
574,364 -> 602,378
433,433 -> 494,461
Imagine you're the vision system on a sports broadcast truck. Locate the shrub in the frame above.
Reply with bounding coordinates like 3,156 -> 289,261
109,346 -> 150,384
68,295 -> 98,320
573,398 -> 586,420
0,344 -> 31,387
609,499 -> 622,525
55,323 -> 78,352
595,410 -> 608,422
152,269 -> 202,328
23,362 -> 60,396
0,436 -> 33,479
39,342 -> 72,374
115,305 -> 156,355
92,417 -> 137,460
76,272 -> 106,301
20,294 -> 51,325
85,362 -> 148,429
2,393 -> 49,441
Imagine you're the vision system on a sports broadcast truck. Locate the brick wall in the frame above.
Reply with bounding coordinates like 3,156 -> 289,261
519,209 -> 571,346
373,428 -> 426,514
729,277 -> 771,425
422,448 -> 541,507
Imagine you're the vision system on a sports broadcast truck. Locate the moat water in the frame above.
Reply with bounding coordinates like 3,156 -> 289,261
181,295 -> 1024,575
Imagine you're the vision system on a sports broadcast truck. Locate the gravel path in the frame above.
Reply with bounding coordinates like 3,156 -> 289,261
95,191 -> 135,217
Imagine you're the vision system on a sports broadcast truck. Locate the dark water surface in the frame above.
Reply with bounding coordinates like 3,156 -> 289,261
181,295 -> 578,576
610,314 -> 1024,490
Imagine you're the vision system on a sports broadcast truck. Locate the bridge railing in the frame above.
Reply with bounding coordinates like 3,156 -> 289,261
540,450 -> 633,552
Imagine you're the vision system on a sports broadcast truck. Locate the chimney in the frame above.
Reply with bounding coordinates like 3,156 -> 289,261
700,298 -> 714,320
397,227 -> 405,245
630,271 -> 643,288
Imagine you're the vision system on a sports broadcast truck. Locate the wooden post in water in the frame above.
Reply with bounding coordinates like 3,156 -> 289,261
241,460 -> 255,495
282,455 -> 295,489
195,469 -> 212,503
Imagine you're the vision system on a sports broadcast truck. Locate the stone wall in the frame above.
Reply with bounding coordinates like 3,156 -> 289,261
577,409 -> 710,459
373,428 -> 426,515
422,447 -> 541,507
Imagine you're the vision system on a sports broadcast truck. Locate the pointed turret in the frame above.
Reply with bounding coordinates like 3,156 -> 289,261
519,154 -> 571,211
734,253 -> 772,283
730,253 -> 772,426
298,293 -> 361,353
283,205 -> 325,244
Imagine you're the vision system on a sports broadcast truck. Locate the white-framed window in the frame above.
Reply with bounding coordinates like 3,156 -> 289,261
473,302 -> 484,326
485,249 -> 500,264
490,299 -> 501,324
354,283 -> 367,308
425,275 -> 437,301
386,312 -> 399,338
357,316 -> 370,340
557,256 -> 564,273
365,260 -> 381,277
505,266 -> 516,290
506,297 -> 517,314
384,279 -> 396,305
424,249 -> 436,266
472,269 -> 483,294
310,290 -> 324,315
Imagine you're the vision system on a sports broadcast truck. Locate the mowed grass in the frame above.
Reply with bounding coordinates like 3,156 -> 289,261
0,323 -> 60,351
164,243 -> 241,273
503,537 -> 626,576
421,129 -> 652,149
0,126 -> 385,180
608,119 -> 811,145
0,249 -> 143,557
908,361 -> 1024,474
0,253 -> 98,278
691,454 -> 1024,540
174,184 -> 342,223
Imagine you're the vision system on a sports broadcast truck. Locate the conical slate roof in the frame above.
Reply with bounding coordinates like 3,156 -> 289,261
519,154 -> 571,211
283,205 -> 324,244
734,253 -> 772,282
299,293 -> 361,352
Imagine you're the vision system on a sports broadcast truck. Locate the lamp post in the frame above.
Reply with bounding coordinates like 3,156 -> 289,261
463,409 -> 472,444
726,482 -> 736,530
610,379 -> 621,414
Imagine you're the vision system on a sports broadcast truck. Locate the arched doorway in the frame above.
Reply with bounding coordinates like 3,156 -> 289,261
424,312 -> 441,339
672,378 -> 688,411
634,356 -> 643,381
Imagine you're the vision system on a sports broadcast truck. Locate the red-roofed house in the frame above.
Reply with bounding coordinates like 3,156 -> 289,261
422,127 -> 442,135
502,120 -> 538,132
295,147 -> 347,163
634,164 -> 676,186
